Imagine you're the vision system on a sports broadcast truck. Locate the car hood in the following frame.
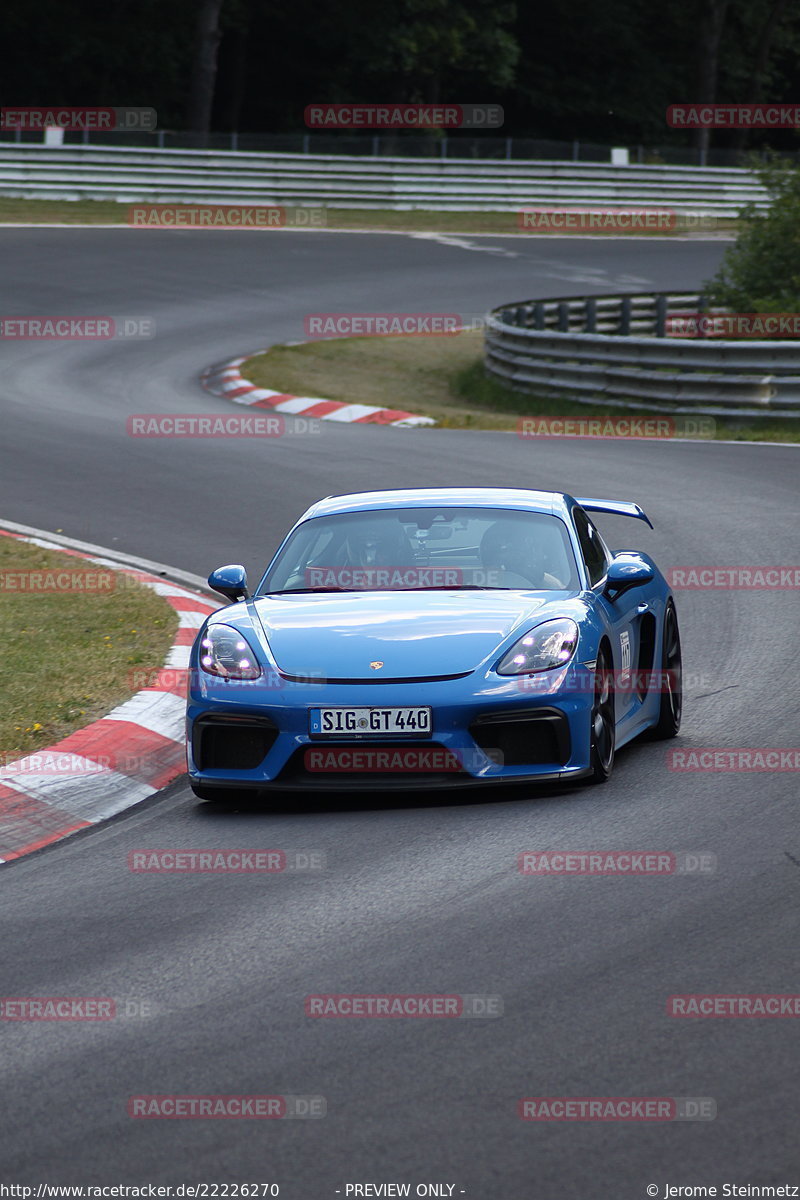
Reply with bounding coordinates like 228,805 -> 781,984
251,591 -> 580,681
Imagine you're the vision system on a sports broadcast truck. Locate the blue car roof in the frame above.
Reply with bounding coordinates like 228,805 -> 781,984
301,488 -> 570,521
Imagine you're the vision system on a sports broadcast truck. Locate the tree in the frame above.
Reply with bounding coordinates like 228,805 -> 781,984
731,0 -> 793,150
188,0 -> 225,135
382,0 -> 518,98
693,0 -> 730,162
705,155 -> 800,311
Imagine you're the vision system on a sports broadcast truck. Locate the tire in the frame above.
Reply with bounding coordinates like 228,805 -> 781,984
648,601 -> 682,739
589,644 -> 615,783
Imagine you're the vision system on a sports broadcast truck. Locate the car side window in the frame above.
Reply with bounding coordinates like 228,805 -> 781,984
573,508 -> 609,587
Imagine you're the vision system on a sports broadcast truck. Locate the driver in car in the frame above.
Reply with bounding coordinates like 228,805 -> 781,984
338,521 -> 417,569
480,520 -> 566,589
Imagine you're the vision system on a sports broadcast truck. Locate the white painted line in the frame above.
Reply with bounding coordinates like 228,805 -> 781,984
0,519 -> 217,597
105,690 -> 186,742
177,609 -> 207,629
203,354 -> 436,427
324,404 -> 385,422
149,581 -> 207,600
0,523 -> 220,861
233,388 -> 281,403
0,753 -> 109,780
218,378 -> 256,393
0,223 -> 737,243
269,395 -> 331,414
391,415 -> 438,427
165,645 -> 192,669
0,763 -> 153,820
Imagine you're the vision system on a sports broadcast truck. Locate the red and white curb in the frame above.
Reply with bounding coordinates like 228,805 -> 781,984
0,529 -> 218,863
201,354 -> 436,427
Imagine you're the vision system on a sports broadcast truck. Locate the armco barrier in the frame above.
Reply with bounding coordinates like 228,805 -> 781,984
485,293 -> 800,417
0,145 -> 768,213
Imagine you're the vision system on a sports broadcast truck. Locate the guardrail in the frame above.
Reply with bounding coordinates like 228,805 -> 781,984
0,145 -> 769,213
0,129 -> 780,168
485,293 -> 800,417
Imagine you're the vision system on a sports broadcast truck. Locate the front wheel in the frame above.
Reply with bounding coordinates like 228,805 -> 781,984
648,602 -> 682,739
589,645 -> 615,783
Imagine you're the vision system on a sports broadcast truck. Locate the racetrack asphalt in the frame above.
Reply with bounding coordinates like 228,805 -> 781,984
1,229 -> 798,1195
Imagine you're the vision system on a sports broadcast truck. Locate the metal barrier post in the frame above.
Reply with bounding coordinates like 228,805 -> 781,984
655,294 -> 667,338
619,296 -> 631,335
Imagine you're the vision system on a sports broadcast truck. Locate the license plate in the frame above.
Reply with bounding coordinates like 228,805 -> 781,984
309,706 -> 432,737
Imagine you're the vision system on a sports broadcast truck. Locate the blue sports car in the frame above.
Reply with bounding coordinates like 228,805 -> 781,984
186,488 -> 681,798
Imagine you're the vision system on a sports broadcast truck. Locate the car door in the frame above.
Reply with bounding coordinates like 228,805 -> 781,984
573,506 -> 641,726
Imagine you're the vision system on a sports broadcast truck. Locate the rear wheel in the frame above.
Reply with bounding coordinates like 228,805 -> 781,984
589,644 -> 615,783
649,602 -> 682,739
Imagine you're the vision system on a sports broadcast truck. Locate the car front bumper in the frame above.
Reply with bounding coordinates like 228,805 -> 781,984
186,663 -> 596,791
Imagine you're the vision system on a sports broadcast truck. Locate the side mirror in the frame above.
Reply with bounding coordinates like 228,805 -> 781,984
207,563 -> 249,603
603,553 -> 653,601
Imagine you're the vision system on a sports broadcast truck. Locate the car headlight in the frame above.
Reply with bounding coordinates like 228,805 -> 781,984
199,624 -> 262,680
496,618 -> 579,675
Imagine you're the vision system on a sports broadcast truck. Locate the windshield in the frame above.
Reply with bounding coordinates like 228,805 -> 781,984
259,507 -> 580,593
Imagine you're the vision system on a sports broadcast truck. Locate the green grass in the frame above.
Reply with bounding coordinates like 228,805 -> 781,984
0,536 -> 178,762
0,197 -> 130,224
243,331 -> 800,441
0,196 -> 738,236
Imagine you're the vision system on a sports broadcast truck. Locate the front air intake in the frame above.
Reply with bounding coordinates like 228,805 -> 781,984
193,715 -> 278,770
469,707 -> 571,766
